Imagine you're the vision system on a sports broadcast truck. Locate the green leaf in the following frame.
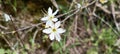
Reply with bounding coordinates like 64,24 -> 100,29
0,49 -> 5,54
87,48 -> 98,54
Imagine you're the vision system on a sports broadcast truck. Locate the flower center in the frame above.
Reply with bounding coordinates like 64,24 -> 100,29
52,28 -> 56,32
49,15 -> 54,20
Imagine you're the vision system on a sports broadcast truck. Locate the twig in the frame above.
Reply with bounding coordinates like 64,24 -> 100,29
111,1 -> 120,31
50,0 -> 59,10
96,3 -> 120,15
33,30 -> 39,43
93,13 -> 119,36
0,25 -> 8,30
1,33 -> 13,50
96,3 -> 111,14
81,0 -> 96,9
4,23 -> 43,34
74,14 -> 78,34
56,9 -> 77,18
56,0 -> 96,19
62,9 -> 80,23
9,15 -> 24,47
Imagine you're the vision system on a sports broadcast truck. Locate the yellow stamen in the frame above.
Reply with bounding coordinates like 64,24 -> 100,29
49,15 -> 54,20
52,28 -> 56,32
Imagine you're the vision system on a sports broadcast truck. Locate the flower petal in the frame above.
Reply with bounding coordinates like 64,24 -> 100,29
52,18 -> 58,22
49,21 -> 54,28
77,4 -> 81,8
49,33 -> 55,40
45,21 -> 53,28
43,28 -> 52,34
48,7 -> 52,15
53,10 -> 59,15
55,21 -> 61,28
41,17 -> 48,21
45,21 -> 50,28
57,28 -> 66,33
4,13 -> 10,21
55,33 -> 61,42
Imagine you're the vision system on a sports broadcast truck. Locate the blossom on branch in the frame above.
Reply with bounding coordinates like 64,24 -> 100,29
41,7 -> 59,28
42,21 -> 66,42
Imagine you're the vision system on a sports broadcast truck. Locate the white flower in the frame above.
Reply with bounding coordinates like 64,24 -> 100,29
3,13 -> 11,21
42,21 -> 66,42
41,7 -> 59,28
77,3 -> 81,8
99,0 -> 108,4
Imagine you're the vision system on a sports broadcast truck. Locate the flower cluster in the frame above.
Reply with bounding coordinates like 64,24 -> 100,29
41,7 -> 66,42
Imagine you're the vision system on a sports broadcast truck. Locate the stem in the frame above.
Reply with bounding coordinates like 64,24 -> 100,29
9,15 -> 24,47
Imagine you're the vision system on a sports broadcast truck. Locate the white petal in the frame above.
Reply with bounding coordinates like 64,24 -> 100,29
45,21 -> 50,28
53,10 -> 59,15
55,33 -> 61,42
57,28 -> 66,33
48,7 -> 52,15
4,13 -> 10,21
77,4 -> 81,8
55,21 -> 61,28
45,21 -> 53,28
41,17 -> 48,21
49,33 -> 55,40
49,21 -> 54,28
52,18 -> 58,22
43,28 -> 52,34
